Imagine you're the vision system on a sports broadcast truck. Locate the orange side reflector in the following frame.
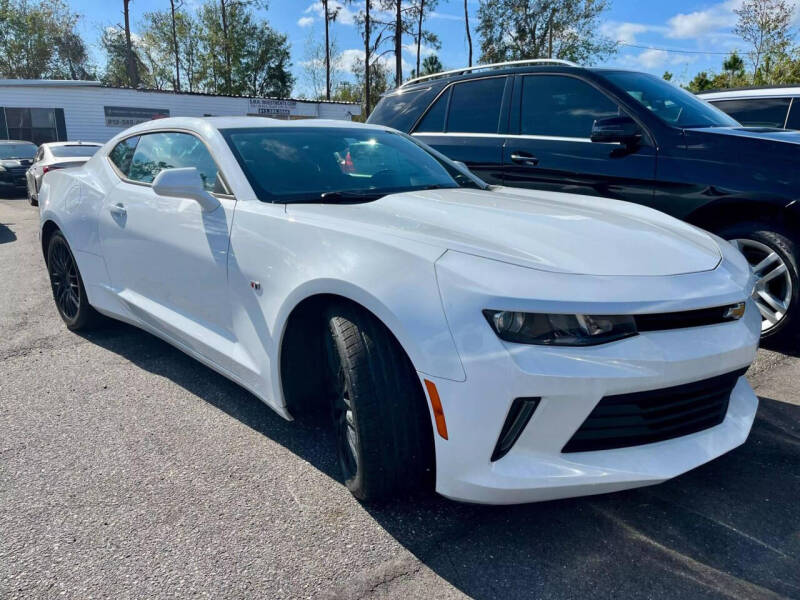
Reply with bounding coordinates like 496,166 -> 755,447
424,379 -> 449,440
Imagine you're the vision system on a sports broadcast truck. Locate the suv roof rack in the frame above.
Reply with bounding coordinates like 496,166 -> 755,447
399,58 -> 580,89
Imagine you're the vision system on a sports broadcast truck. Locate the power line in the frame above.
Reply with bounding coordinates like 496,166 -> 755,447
618,42 -> 735,56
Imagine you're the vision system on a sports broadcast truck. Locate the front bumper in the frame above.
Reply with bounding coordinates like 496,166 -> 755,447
427,250 -> 760,504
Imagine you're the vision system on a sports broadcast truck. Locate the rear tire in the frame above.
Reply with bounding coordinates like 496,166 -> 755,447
718,222 -> 799,342
324,303 -> 434,501
46,231 -> 103,331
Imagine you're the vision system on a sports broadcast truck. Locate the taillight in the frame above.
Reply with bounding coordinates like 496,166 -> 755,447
42,165 -> 64,174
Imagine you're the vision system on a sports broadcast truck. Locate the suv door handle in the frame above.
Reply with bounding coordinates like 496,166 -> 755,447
109,203 -> 127,217
510,152 -> 540,167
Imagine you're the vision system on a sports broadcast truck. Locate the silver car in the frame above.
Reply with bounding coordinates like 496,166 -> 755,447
26,142 -> 101,206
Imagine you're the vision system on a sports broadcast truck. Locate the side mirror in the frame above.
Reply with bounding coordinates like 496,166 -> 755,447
152,167 -> 220,212
591,116 -> 642,145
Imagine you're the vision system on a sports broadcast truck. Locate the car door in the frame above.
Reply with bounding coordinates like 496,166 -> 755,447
502,74 -> 656,206
411,76 -> 511,184
98,130 -> 238,369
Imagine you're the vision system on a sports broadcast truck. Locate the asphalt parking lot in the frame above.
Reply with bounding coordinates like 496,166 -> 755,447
1,194 -> 799,600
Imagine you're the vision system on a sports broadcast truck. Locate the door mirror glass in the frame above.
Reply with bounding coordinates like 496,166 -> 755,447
152,167 -> 220,212
591,116 -> 641,144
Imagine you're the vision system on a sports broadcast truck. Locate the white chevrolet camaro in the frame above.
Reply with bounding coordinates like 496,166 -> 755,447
38,117 -> 761,504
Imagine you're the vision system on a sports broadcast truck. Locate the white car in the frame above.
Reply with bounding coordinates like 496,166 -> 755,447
26,141 -> 102,206
698,86 -> 800,130
38,117 -> 761,505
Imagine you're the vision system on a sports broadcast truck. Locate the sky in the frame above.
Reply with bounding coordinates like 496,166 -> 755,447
67,0 -> 800,96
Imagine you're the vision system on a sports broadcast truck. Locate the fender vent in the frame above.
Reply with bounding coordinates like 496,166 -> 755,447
491,397 -> 540,462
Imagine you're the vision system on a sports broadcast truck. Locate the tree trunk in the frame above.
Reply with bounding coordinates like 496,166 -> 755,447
123,0 -> 138,87
170,0 -> 181,91
416,0 -> 424,77
220,0 -> 232,94
464,0 -> 472,67
365,0 -> 371,116
324,0 -> 331,100
395,0 -> 402,87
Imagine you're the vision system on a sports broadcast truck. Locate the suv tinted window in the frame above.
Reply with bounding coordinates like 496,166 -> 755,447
415,88 -> 450,133
108,136 -> 139,175
711,97 -> 791,128
447,77 -> 506,133
127,132 -> 222,192
521,75 -> 619,138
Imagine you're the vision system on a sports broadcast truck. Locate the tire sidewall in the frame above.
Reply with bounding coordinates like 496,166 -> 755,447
47,232 -> 89,330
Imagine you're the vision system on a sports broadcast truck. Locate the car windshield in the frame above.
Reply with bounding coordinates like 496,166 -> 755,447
604,71 -> 740,129
50,145 -> 100,158
0,143 -> 36,159
220,126 -> 486,203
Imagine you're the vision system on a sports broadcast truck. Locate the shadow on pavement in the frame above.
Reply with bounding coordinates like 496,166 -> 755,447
0,222 -> 17,244
80,321 -> 800,600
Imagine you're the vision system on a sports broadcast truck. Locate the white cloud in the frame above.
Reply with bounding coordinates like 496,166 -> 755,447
305,1 -> 358,26
429,11 -> 462,21
600,21 -> 650,44
402,42 -> 436,58
297,16 -> 314,27
666,0 -> 739,39
621,48 -> 699,70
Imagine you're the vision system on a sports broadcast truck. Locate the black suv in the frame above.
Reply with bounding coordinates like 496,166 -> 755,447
368,61 -> 800,342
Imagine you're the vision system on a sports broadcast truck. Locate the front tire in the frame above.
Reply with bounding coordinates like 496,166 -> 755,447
46,231 -> 102,330
324,304 -> 434,501
719,222 -> 799,342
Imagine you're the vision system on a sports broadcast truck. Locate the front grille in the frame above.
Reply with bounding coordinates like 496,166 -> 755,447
562,368 -> 747,453
634,303 -> 744,332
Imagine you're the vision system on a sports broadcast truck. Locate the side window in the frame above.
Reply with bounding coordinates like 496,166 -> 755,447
108,136 -> 140,175
415,88 -> 450,133
127,132 -> 223,192
784,100 -> 800,130
711,98 -> 790,128
447,77 -> 506,133
520,75 -> 620,138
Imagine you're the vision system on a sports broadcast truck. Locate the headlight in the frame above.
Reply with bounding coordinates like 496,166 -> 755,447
483,310 -> 638,346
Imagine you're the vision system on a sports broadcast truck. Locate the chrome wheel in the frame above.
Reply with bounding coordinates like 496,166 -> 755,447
730,238 -> 793,333
48,237 -> 81,321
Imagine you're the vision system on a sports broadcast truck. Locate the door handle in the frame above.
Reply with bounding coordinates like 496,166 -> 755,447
510,152 -> 540,167
109,203 -> 127,217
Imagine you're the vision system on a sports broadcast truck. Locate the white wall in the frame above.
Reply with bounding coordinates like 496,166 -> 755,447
0,83 -> 360,143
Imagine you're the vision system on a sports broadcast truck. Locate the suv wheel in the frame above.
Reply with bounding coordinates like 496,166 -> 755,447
720,222 -> 799,341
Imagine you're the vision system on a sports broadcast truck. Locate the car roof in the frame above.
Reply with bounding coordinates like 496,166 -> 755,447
43,141 -> 102,148
123,116 -> 389,133
698,86 -> 800,100
0,139 -> 35,145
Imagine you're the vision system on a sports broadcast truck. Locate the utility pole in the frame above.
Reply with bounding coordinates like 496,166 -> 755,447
123,0 -> 139,87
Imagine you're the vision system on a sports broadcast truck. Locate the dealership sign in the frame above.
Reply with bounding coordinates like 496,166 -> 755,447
104,106 -> 170,128
248,98 -> 297,117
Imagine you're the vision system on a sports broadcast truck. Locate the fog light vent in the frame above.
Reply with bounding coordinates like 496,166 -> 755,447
490,397 -> 540,462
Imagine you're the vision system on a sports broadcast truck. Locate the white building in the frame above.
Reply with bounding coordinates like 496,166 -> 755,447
0,80 -> 361,145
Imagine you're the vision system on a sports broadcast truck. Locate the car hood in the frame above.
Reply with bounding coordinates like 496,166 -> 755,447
286,186 -> 722,276
688,126 -> 800,145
